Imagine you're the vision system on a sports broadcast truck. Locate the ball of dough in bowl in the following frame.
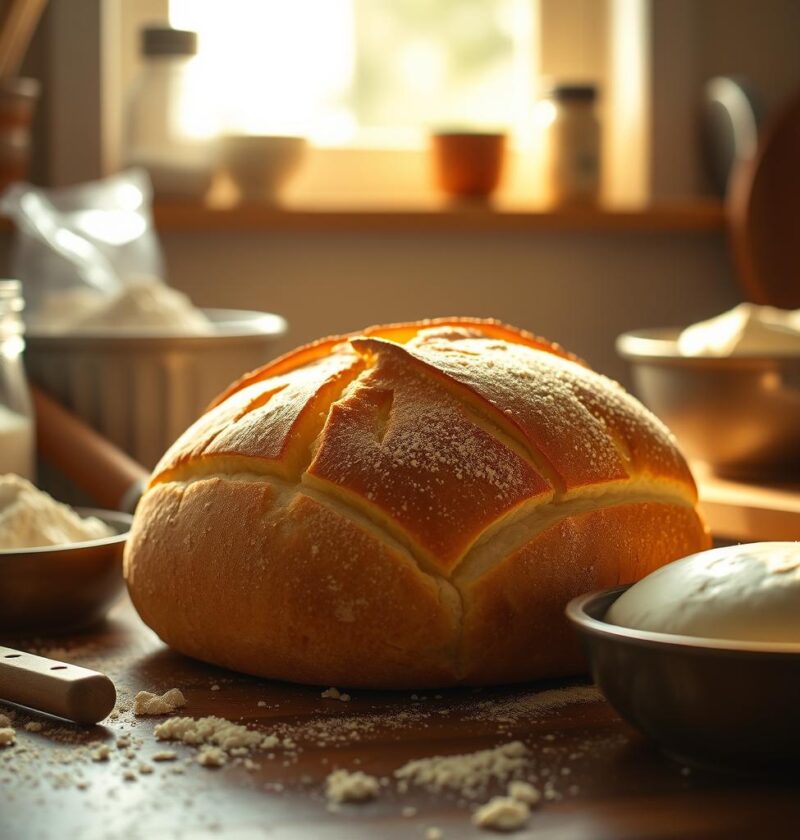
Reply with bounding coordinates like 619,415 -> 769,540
125,318 -> 710,687
606,541 -> 800,643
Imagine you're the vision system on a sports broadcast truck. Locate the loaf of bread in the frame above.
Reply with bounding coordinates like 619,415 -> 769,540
124,318 -> 710,687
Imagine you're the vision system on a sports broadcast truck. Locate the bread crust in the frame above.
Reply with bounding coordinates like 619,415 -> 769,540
125,319 -> 710,687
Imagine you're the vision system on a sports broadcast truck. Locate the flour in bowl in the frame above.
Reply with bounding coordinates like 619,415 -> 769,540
30,277 -> 213,335
0,474 -> 114,549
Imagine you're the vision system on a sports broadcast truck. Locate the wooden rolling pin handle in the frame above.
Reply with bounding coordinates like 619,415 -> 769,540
0,645 -> 116,725
32,386 -> 149,513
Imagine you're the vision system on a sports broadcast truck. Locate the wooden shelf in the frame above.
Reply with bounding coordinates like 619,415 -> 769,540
694,462 -> 800,541
152,199 -> 726,234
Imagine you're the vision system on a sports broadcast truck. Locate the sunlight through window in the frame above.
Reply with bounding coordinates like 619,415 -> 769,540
169,0 -> 536,146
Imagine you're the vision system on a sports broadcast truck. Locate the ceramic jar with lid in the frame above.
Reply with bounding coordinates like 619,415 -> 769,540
123,26 -> 218,198
539,84 -> 601,206
0,280 -> 34,479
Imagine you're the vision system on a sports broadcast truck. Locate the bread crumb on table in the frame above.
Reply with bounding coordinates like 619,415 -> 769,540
24,721 -> 43,733
0,714 -> 11,728
425,829 -> 443,840
133,688 -> 187,716
508,780 -> 541,806
197,746 -> 227,767
152,750 -> 178,762
325,769 -> 381,803
0,727 -> 15,747
90,744 -> 110,762
472,796 -> 530,832
321,687 -> 351,702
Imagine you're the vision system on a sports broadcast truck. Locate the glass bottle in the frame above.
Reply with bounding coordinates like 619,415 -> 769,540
539,84 -> 601,206
123,26 -> 218,198
0,280 -> 34,479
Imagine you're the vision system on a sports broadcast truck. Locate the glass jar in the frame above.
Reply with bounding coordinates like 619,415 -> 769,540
122,26 -> 218,198
539,84 -> 601,206
0,280 -> 34,479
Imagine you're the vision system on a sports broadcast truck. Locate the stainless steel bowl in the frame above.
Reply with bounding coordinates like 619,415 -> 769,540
25,308 -> 288,469
0,509 -> 131,634
617,327 -> 800,479
567,585 -> 800,771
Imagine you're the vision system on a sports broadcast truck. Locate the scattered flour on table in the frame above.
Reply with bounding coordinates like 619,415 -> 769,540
0,474 -> 113,549
154,715 -> 269,753
472,796 -> 530,832
507,779 -> 541,806
133,688 -> 187,716
325,769 -> 381,803
394,741 -> 529,800
197,746 -> 227,767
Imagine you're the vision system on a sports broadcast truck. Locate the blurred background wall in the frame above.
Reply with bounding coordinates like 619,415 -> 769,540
3,0 -> 799,385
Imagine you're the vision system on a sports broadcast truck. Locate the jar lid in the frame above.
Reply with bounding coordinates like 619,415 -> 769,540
0,280 -> 23,311
141,26 -> 198,57
547,84 -> 598,103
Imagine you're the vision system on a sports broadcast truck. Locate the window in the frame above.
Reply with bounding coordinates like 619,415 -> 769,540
169,0 -> 536,147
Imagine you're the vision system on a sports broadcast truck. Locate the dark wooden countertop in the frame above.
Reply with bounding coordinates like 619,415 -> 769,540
1,598 -> 798,839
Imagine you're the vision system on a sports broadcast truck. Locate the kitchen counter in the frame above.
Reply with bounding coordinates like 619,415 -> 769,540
1,597 -> 798,839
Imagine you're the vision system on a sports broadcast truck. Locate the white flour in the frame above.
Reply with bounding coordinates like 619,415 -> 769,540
0,474 -> 114,549
29,277 -> 213,335
0,405 -> 33,480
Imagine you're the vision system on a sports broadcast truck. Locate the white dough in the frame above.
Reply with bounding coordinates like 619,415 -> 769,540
606,542 -> 800,643
678,303 -> 800,357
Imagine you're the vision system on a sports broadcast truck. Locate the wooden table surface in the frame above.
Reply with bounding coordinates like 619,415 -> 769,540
2,598 -> 798,840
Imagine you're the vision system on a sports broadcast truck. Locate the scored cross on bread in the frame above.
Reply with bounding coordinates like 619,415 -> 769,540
125,318 -> 709,687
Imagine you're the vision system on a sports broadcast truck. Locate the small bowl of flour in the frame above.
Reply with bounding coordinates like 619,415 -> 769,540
0,474 -> 132,632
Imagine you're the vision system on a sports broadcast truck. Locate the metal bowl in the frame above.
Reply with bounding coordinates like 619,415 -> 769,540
567,585 -> 800,771
0,509 -> 131,634
25,308 -> 288,469
617,327 -> 800,479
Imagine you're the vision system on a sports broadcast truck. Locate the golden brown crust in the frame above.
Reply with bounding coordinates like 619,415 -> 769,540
457,502 -> 710,684
125,478 -> 461,688
209,317 -> 582,410
126,317 -> 710,688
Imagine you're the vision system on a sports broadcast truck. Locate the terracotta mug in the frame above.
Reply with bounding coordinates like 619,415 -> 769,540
430,131 -> 507,199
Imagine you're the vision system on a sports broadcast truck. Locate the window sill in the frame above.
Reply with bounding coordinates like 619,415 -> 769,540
152,199 -> 725,233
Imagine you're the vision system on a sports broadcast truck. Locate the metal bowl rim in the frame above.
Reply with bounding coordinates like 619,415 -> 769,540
617,327 -> 800,364
566,585 -> 800,656
0,507 -> 131,558
25,308 -> 288,343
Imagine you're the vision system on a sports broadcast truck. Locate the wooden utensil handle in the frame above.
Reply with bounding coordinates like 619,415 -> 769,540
32,386 -> 149,513
0,645 -> 116,725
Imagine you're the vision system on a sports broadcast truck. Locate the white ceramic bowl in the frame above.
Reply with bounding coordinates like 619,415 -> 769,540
220,135 -> 307,203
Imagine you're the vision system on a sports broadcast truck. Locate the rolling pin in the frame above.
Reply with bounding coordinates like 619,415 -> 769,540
5,389 -> 145,725
32,386 -> 149,513
0,645 -> 116,725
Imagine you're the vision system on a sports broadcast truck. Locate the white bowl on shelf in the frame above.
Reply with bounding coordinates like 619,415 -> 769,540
220,135 -> 307,204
